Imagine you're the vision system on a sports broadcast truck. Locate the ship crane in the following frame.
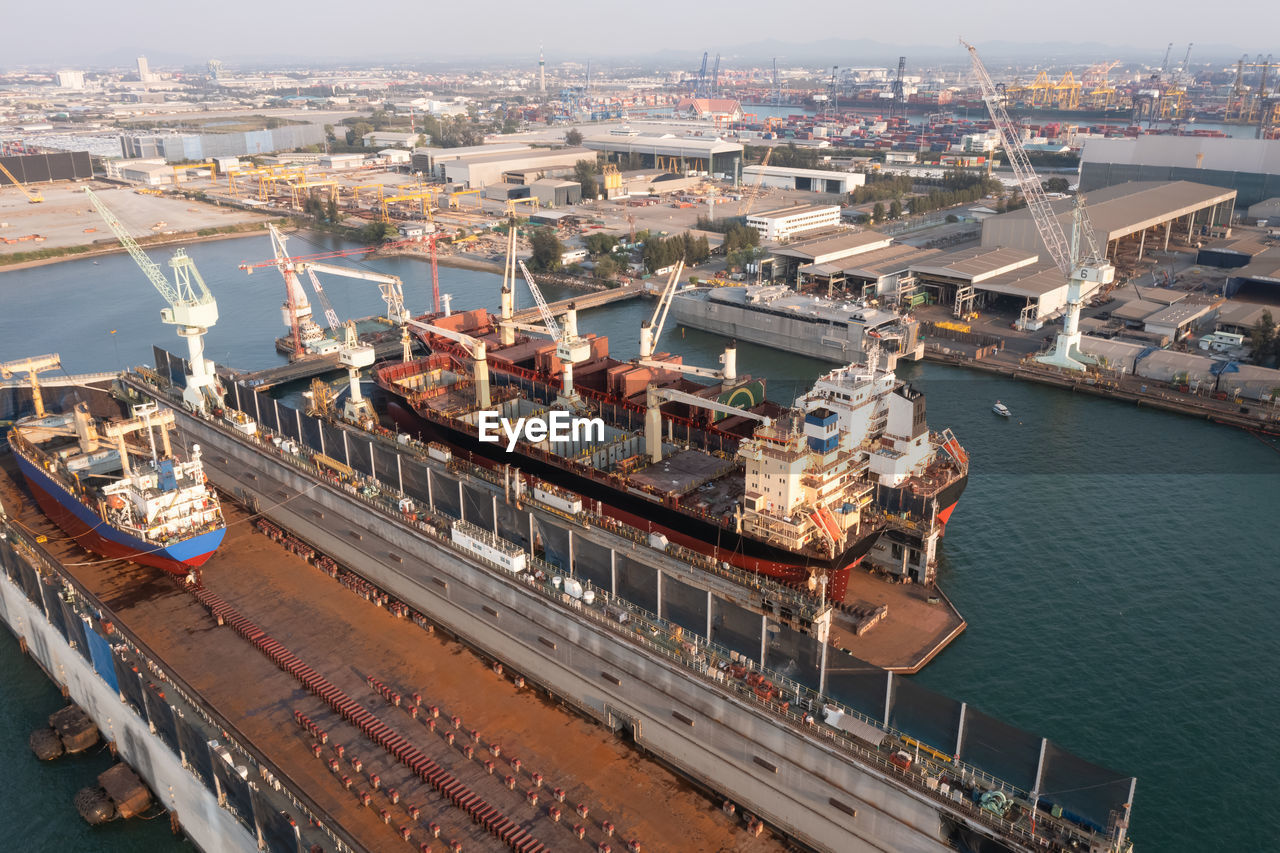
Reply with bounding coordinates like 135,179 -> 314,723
84,188 -> 224,412
637,261 -> 738,384
403,318 -> 490,409
0,354 -> 61,419
962,40 -> 1114,371
518,260 -> 592,402
338,321 -> 376,426
644,385 -> 769,463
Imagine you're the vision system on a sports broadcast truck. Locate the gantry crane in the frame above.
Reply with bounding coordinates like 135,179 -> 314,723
963,40 -> 1114,372
518,260 -> 591,401
84,188 -> 223,410
0,161 -> 44,203
0,354 -> 62,418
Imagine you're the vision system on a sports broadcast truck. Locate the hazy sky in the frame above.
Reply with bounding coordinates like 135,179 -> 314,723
6,0 -> 1261,67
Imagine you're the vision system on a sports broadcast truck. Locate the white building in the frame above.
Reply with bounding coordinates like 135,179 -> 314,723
742,165 -> 864,194
746,204 -> 842,242
379,148 -> 412,165
56,70 -> 85,89
136,56 -> 151,83
362,131 -> 420,149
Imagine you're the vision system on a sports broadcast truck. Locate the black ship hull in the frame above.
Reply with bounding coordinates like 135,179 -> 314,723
379,396 -> 879,601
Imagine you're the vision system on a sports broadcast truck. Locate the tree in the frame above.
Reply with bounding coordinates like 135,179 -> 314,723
1042,177 -> 1070,194
573,158 -> 599,200
1251,310 -> 1275,363
871,202 -> 885,223
528,227 -> 563,272
889,199 -> 903,220
593,255 -> 620,280
585,233 -> 619,256
346,121 -> 373,146
361,221 -> 398,243
565,128 -> 584,146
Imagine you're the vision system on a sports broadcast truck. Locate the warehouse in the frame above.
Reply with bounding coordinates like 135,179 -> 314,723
1226,246 -> 1280,301
529,178 -> 581,208
1079,136 -> 1280,208
742,164 -> 865,194
411,143 -> 532,179
770,230 -> 892,284
584,134 -> 743,177
1078,337 -> 1280,401
981,181 -> 1238,273
747,204 -> 842,242
910,246 -> 1079,321
443,147 -> 593,189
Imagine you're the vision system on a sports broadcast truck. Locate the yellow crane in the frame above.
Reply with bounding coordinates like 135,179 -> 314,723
171,161 -> 218,183
0,161 -> 44,203
505,196 -> 540,217
379,189 -> 438,222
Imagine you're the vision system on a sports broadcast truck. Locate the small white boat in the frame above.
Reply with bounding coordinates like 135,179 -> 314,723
992,401 -> 1011,417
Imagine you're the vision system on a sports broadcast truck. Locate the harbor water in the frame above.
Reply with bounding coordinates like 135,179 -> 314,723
1,232 -> 1277,853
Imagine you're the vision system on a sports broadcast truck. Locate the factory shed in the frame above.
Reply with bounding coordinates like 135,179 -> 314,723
1079,136 -> 1280,207
584,134 -> 743,176
796,243 -> 941,299
909,245 -> 1077,317
1077,337 -> 1280,400
529,178 -> 581,208
742,164 -> 865,194
1214,301 -> 1271,336
981,181 -> 1237,272
1226,246 -> 1280,300
1142,301 -> 1216,340
772,230 -> 890,283
444,147 -> 593,189
1197,233 -> 1271,269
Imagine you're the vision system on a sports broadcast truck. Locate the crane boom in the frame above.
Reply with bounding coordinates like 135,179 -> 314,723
0,162 -> 43,203
518,261 -> 561,340
304,268 -> 342,330
961,40 -> 1072,275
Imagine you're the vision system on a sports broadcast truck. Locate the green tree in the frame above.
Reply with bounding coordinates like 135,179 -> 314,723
585,233 -> 619,255
593,255 -> 620,280
574,158 -> 599,200
528,227 -> 563,271
1042,177 -> 1070,194
565,128 -> 584,146
361,221 -> 398,243
871,201 -> 885,223
1251,310 -> 1275,362
889,199 -> 903,219
346,121 -> 373,146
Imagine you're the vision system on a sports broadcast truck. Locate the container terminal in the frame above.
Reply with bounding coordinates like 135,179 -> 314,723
0,358 -> 1137,853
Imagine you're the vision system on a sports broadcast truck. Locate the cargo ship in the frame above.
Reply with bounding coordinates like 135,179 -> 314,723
374,279 -> 966,597
7,389 -> 225,577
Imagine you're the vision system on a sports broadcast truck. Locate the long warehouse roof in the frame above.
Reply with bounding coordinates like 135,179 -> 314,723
584,134 -> 743,156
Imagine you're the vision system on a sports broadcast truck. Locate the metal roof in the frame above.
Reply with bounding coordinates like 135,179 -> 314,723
1080,136 -> 1280,174
910,245 -> 1040,283
1110,299 -> 1165,322
1143,301 -> 1214,329
986,181 -> 1238,244
583,134 -> 743,156
968,262 -> 1068,299
773,229 -> 889,263
1234,246 -> 1280,283
798,244 -> 941,279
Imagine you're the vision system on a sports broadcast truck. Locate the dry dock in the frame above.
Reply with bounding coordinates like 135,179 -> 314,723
0,457 -> 782,853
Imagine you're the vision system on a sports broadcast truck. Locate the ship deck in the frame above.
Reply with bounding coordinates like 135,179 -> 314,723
0,454 -> 784,853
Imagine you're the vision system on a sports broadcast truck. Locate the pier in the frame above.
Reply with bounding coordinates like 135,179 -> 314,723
511,281 -> 645,323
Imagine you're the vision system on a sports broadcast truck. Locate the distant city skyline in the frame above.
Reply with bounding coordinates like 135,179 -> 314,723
3,0 -> 1263,68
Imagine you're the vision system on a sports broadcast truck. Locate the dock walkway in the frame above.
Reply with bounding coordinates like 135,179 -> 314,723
511,282 -> 644,322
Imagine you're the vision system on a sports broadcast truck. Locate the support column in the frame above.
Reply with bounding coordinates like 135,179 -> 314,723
368,440 -> 376,481
819,637 -> 829,697
1163,220 -> 1172,251
655,570 -> 663,619
1137,229 -> 1146,261
396,453 -> 403,493
341,430 -> 349,466
883,671 -> 894,727
491,495 -> 499,535
609,549 -> 617,595
706,590 -> 713,640
760,614 -> 768,667
318,422 -> 325,456
1030,737 -> 1048,819
427,469 -> 434,510
567,529 -> 575,575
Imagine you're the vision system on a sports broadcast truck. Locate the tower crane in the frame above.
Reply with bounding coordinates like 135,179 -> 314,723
963,40 -> 1114,372
518,260 -> 591,401
0,162 -> 43,203
84,188 -> 223,411
1,354 -> 61,419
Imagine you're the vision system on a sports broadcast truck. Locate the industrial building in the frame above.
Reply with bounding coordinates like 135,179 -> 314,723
120,126 -> 325,162
981,181 -> 1238,271
675,98 -> 744,122
443,147 -> 592,189
1227,246 -> 1280,299
55,70 -> 85,89
584,134 -> 743,177
1246,197 -> 1280,224
1079,137 -> 1280,208
1078,337 -> 1280,401
411,143 -> 532,179
0,151 -> 93,185
794,243 -> 942,300
769,230 -> 892,284
742,164 -> 864,194
529,178 -> 581,207
746,204 -> 842,242
910,246 -> 1081,322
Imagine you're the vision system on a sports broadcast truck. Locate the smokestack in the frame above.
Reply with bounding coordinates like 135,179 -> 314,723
539,46 -> 546,94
